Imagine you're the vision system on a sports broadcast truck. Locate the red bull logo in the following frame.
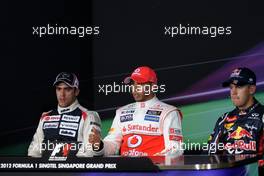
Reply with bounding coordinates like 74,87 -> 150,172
225,140 -> 256,153
228,126 -> 252,140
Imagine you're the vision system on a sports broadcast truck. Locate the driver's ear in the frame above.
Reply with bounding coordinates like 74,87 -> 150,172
75,88 -> 80,96
249,85 -> 256,95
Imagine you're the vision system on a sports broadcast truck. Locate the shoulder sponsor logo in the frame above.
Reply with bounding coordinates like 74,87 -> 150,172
120,114 -> 133,123
144,115 -> 160,122
44,115 -> 60,122
169,128 -> 182,135
150,104 -> 164,110
60,122 -> 79,130
43,122 -> 59,129
62,115 -> 80,122
59,129 -> 76,137
146,110 -> 162,116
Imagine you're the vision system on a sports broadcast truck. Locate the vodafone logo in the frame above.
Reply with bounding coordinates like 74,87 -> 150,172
134,68 -> 140,73
132,68 -> 141,76
122,127 -> 127,132
127,135 -> 142,148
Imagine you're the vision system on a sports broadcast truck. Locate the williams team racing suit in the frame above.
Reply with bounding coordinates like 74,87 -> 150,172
28,100 -> 102,157
103,96 -> 183,156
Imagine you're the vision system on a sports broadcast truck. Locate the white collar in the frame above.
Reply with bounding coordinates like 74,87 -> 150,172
57,100 -> 79,114
135,96 -> 158,108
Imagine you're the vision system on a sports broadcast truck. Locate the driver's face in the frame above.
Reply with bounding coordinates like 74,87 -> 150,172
230,83 -> 255,109
56,83 -> 79,107
131,82 -> 153,102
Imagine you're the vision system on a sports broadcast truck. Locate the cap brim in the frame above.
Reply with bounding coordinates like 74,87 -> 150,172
123,76 -> 149,84
123,77 -> 132,84
222,78 -> 250,87
222,79 -> 232,87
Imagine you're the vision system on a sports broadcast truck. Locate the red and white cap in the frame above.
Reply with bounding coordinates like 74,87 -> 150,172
124,66 -> 157,84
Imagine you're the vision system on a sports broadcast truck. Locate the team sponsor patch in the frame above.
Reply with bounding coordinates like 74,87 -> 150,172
227,126 -> 253,140
127,135 -> 142,148
127,104 -> 136,109
248,113 -> 261,120
224,123 -> 234,130
60,122 -> 79,130
122,124 -> 159,133
169,128 -> 181,135
208,135 -> 212,141
146,110 -> 162,116
121,110 -> 135,114
225,140 -> 256,154
144,115 -> 159,122
226,115 -> 238,123
108,128 -> 115,134
60,108 -> 70,113
59,129 -> 76,137
62,115 -> 80,122
90,121 -> 101,127
120,114 -> 133,122
245,124 -> 258,131
169,135 -> 183,142
43,122 -> 59,129
44,115 -> 60,122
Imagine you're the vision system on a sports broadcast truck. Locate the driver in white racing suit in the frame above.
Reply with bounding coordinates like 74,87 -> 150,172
89,66 -> 183,156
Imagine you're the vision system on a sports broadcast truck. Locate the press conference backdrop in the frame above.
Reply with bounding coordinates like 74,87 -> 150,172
2,0 -> 264,155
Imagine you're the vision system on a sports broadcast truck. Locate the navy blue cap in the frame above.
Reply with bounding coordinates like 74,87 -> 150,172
222,67 -> 256,87
53,72 -> 79,88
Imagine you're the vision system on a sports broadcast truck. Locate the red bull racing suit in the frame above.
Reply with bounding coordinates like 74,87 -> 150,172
102,96 -> 183,156
208,99 -> 264,155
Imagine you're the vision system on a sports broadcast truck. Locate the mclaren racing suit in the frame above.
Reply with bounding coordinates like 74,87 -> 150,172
28,100 -> 102,157
208,99 -> 264,155
103,96 -> 183,156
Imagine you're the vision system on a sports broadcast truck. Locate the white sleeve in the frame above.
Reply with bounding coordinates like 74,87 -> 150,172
76,111 -> 103,157
27,118 -> 44,157
156,110 -> 183,156
102,110 -> 123,156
